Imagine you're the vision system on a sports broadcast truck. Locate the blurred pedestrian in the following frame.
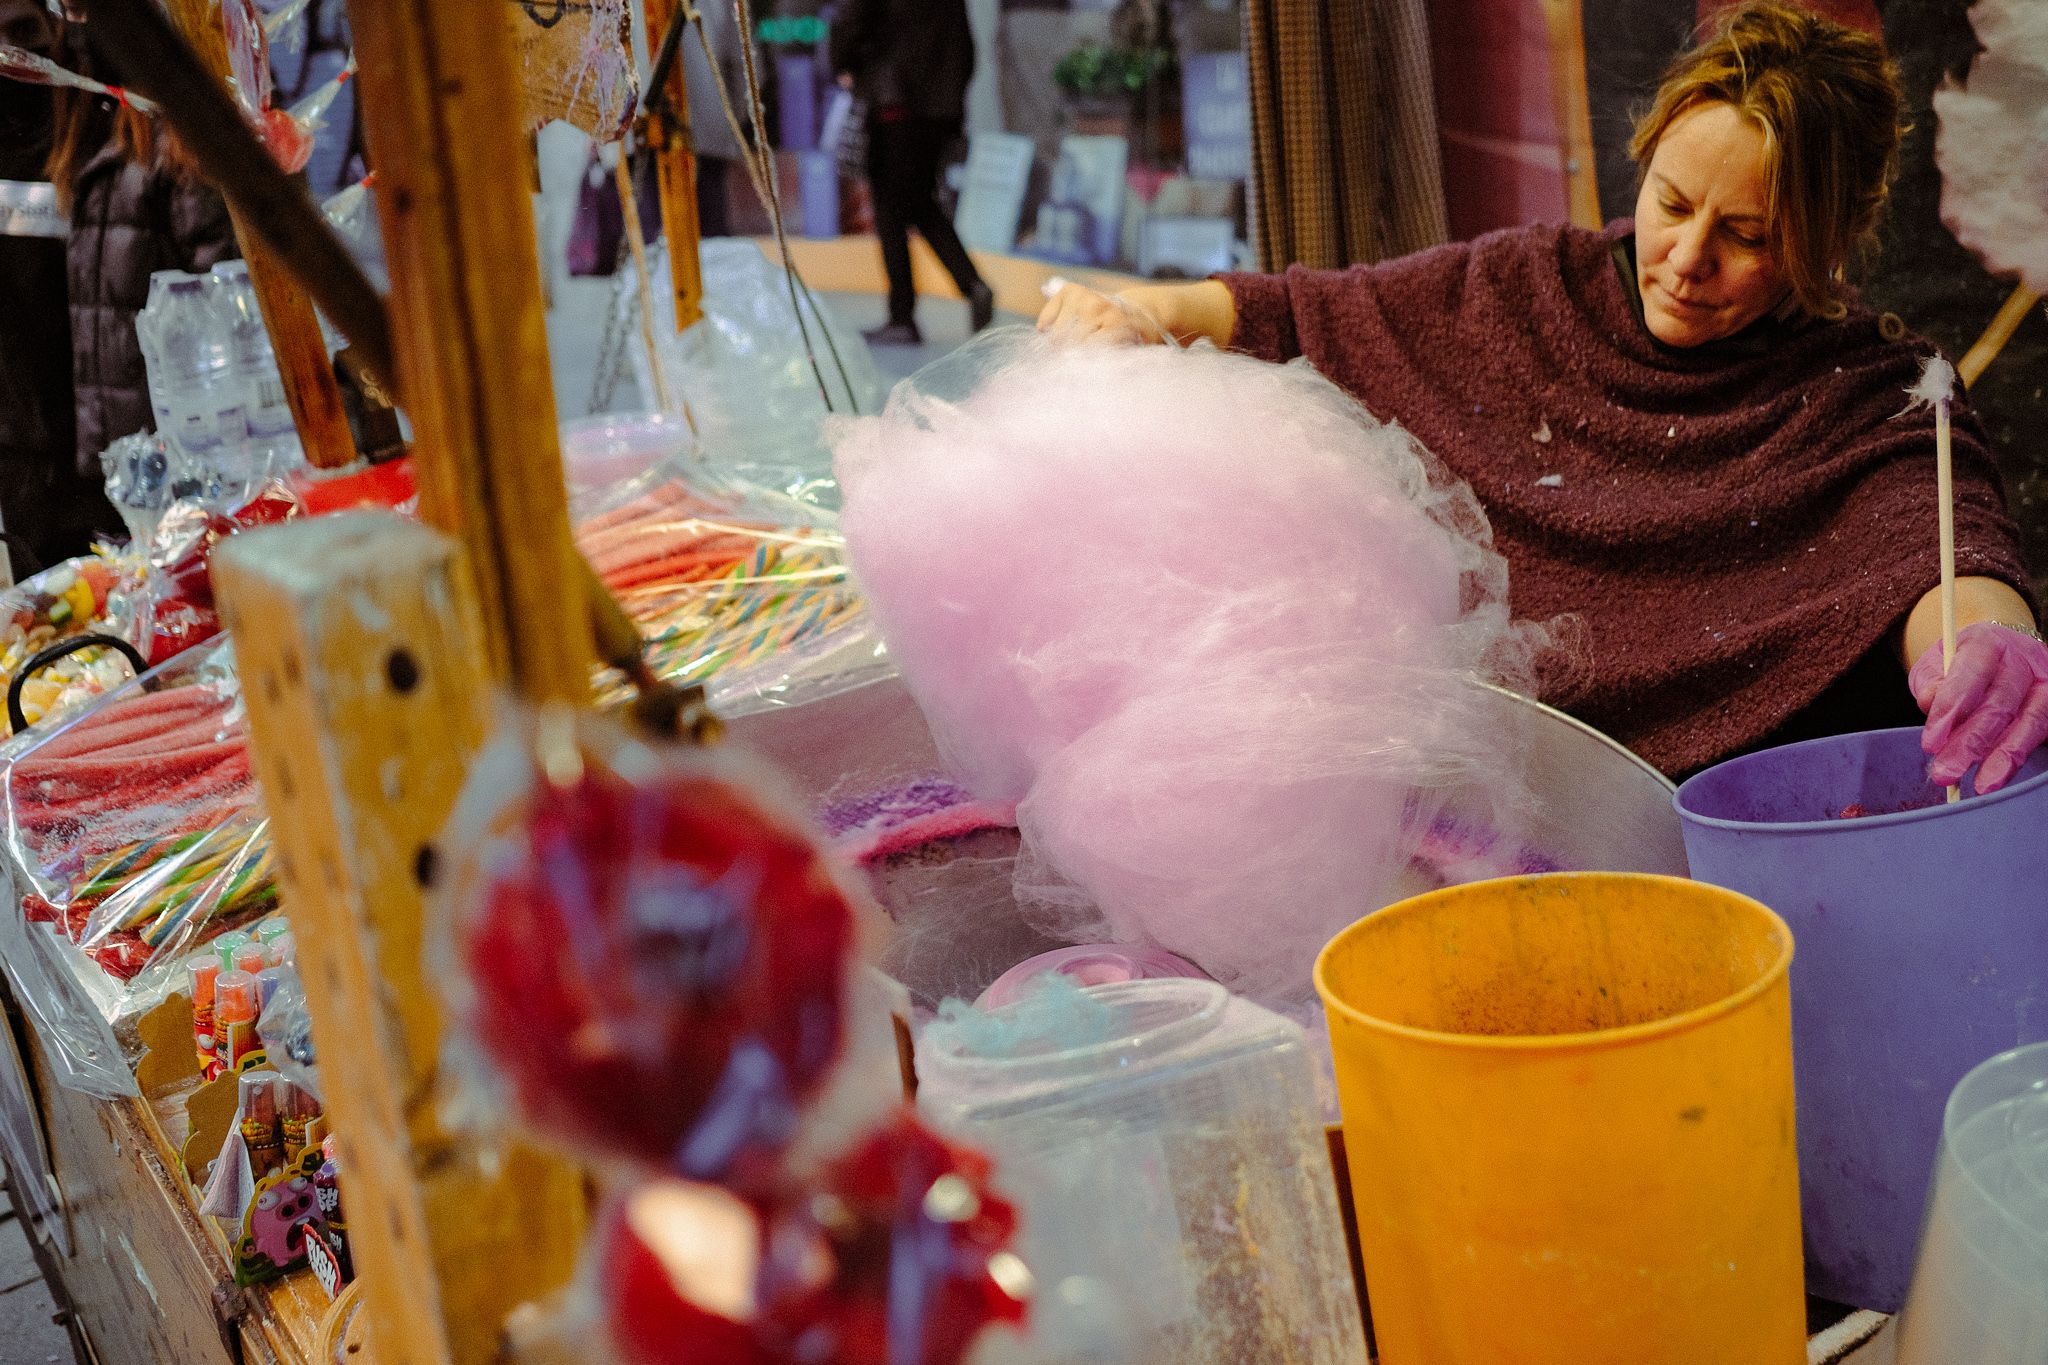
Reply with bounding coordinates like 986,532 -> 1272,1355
831,0 -> 994,344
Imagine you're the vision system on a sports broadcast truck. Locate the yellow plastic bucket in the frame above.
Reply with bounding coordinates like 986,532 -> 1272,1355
1314,872 -> 1804,1364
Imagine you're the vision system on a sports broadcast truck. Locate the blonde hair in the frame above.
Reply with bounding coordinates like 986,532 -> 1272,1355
1629,1 -> 1903,320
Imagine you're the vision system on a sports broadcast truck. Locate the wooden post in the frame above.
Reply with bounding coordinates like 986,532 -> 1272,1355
1540,0 -> 1603,231
1958,283 -> 2042,389
643,0 -> 706,332
162,0 -> 357,470
346,0 -> 593,701
213,514 -> 588,1365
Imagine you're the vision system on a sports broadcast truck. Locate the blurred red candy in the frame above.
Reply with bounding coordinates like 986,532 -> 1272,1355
460,750 -> 856,1182
601,1115 -> 1029,1365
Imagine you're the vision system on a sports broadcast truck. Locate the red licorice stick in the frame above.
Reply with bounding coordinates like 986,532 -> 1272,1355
22,736 -> 246,788
15,753 -> 250,828
573,482 -> 698,536
29,690 -> 221,760
605,552 -> 763,594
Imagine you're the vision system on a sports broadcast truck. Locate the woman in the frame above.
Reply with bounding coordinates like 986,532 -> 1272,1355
1040,1 -> 2046,790
47,22 -> 238,485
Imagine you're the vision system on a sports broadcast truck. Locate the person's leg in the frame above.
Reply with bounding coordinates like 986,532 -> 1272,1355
694,154 -> 731,239
864,116 -> 920,328
900,119 -> 992,328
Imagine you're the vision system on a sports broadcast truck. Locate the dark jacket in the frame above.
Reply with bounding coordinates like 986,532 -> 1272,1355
0,75 -> 106,570
828,0 -> 974,121
66,122 -> 238,478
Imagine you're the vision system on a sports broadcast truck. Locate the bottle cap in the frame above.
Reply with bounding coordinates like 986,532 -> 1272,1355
265,933 -> 295,968
256,918 -> 291,944
254,965 -> 288,1010
215,970 -> 258,1022
238,1069 -> 278,1119
213,931 -> 251,974
232,942 -> 268,976
188,958 -> 219,1006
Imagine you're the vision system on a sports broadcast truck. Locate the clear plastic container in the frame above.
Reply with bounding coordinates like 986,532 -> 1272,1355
1897,1041 -> 2048,1364
209,261 -> 294,441
136,271 -> 248,460
916,979 -> 1364,1364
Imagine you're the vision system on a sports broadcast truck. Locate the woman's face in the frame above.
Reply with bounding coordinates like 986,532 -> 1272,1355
1634,101 -> 1792,348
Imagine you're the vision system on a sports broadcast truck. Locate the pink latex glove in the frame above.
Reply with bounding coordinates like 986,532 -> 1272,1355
1909,621 -> 2048,792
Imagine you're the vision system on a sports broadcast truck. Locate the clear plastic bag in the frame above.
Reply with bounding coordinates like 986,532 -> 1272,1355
0,639 -> 272,1095
570,463 -> 882,714
629,239 -> 885,508
256,968 -> 320,1101
432,704 -> 876,1189
0,553 -> 153,737
830,328 -> 1562,1006
140,479 -> 302,665
99,430 -> 174,545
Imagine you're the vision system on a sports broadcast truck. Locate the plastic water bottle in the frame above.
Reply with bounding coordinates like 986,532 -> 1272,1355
210,260 -> 294,442
136,270 -> 250,462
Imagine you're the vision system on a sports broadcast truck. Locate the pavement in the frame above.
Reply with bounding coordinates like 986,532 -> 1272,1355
0,1187 -> 77,1364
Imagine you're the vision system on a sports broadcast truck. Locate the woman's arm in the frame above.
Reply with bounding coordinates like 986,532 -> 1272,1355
1036,280 -> 1237,348
1899,576 -> 2038,667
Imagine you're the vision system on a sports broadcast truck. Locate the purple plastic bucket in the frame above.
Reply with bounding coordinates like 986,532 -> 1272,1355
1674,727 -> 2048,1311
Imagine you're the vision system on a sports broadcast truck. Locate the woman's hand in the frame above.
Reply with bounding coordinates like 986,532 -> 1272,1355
1035,284 -> 1169,345
1909,621 -> 2048,792
1035,279 -> 1238,348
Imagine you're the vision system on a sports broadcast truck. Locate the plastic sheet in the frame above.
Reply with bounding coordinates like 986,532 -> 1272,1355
100,430 -> 173,545
256,969 -> 320,1102
140,481 -> 302,665
0,640 -> 270,1096
570,464 -> 882,714
0,42 -> 156,112
321,177 -> 387,295
630,239 -> 885,508
831,330 -> 1554,1005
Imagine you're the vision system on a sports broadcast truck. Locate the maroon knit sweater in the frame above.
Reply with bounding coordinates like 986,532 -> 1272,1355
1221,221 -> 2033,775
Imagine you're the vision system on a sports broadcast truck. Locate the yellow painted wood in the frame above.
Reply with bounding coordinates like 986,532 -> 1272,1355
1540,0 -> 1604,231
1958,283 -> 2042,389
347,0 -> 592,703
643,0 -> 706,331
213,513 -> 586,1365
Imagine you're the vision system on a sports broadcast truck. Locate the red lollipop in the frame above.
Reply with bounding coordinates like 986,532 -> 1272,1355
456,728 -> 858,1184
601,1114 -> 1030,1365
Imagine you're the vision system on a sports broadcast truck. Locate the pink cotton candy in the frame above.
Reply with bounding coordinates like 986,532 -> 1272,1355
830,331 -> 1544,1003
1934,0 -> 2048,293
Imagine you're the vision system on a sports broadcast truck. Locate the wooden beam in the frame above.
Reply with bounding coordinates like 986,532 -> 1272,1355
346,0 -> 592,702
1958,283 -> 2042,390
1540,0 -> 1604,231
143,0 -> 358,469
212,513 -> 587,1365
644,0 -> 706,332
